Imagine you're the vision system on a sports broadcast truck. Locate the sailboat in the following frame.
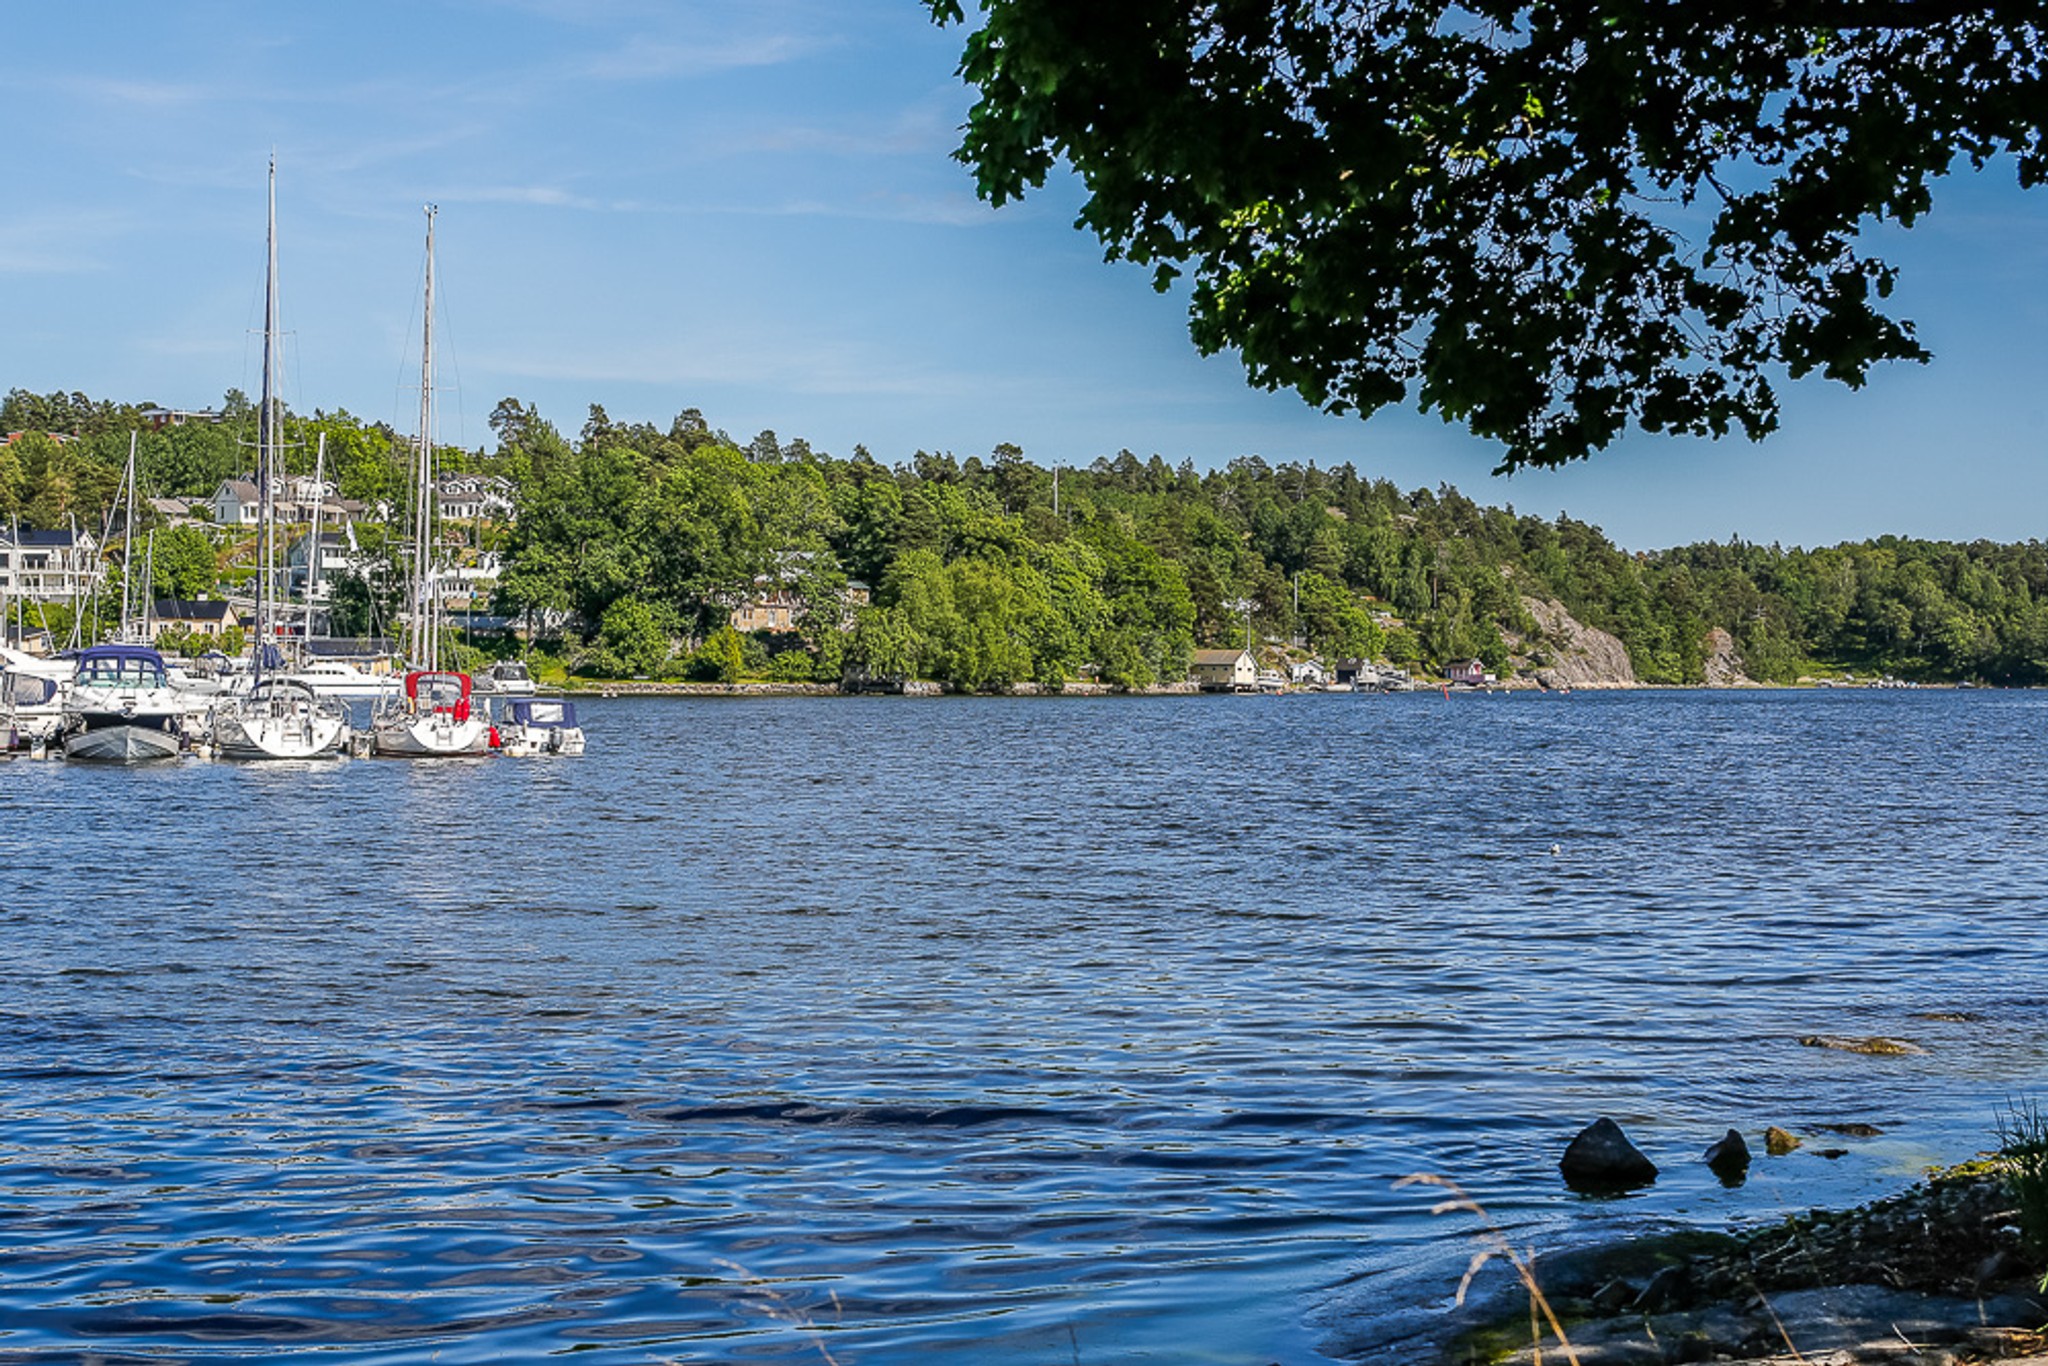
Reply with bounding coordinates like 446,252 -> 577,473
371,205 -> 491,758
207,158 -> 351,761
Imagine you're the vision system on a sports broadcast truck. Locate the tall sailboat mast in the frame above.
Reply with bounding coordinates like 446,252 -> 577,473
407,205 -> 439,671
255,155 -> 282,682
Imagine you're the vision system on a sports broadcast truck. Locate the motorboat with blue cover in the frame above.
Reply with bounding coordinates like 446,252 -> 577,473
60,645 -> 183,762
496,696 -> 584,756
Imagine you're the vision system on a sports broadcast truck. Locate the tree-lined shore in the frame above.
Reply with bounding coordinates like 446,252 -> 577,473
6,386 -> 2046,687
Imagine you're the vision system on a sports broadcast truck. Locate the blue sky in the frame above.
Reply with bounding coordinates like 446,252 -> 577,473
4,1 -> 2043,551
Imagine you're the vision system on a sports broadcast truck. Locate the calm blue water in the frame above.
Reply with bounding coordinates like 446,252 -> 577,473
3,690 -> 2046,1363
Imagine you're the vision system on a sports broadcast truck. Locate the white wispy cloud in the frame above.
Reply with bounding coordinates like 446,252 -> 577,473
0,211 -> 131,274
575,29 -> 834,81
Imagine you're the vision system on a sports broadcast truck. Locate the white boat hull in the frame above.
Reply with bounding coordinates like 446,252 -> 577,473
499,725 -> 584,757
212,709 -> 351,760
64,723 -> 182,763
370,711 -> 491,757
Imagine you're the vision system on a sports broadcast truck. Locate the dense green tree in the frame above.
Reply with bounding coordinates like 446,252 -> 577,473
149,525 -> 219,600
927,0 -> 2045,469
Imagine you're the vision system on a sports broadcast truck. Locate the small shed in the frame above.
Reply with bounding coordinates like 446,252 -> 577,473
1191,648 -> 1258,692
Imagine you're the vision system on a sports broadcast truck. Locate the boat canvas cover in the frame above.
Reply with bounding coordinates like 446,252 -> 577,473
6,674 -> 59,706
505,698 -> 576,727
75,645 -> 169,686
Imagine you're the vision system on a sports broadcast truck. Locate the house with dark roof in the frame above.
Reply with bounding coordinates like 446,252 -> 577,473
151,598 -> 240,638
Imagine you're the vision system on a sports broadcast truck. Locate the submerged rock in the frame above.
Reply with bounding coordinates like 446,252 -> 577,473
1798,1034 -> 1928,1056
1704,1129 -> 1751,1185
1560,1118 -> 1659,1192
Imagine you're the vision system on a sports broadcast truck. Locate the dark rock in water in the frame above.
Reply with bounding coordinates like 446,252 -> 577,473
1704,1129 -> 1751,1185
1560,1117 -> 1658,1192
1816,1121 -> 1886,1137
1816,1147 -> 1849,1159
1764,1125 -> 1802,1155
1910,1010 -> 1984,1023
1798,1033 -> 1928,1056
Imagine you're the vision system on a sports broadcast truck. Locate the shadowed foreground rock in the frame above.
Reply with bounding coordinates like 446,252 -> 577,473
1561,1118 -> 1660,1192
1446,1169 -> 2046,1365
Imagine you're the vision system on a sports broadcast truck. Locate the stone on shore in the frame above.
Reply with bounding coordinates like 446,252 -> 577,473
1561,1118 -> 1659,1192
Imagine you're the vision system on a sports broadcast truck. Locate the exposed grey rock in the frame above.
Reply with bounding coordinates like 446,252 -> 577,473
1702,626 -> 1756,687
1516,596 -> 1638,688
1705,1128 -> 1751,1184
1560,1118 -> 1659,1192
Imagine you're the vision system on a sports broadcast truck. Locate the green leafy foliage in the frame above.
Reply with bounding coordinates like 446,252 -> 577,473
925,1 -> 2045,469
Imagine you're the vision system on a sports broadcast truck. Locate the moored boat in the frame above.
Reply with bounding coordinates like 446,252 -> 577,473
371,670 -> 490,756
211,678 -> 350,760
60,645 -> 183,762
496,696 -> 583,756
205,160 -> 350,762
369,206 -> 493,759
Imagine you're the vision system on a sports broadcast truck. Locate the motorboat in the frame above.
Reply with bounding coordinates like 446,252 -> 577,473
474,660 -> 538,697
1,647 -> 70,752
210,677 -> 350,760
60,645 -> 184,762
288,658 -> 404,702
371,669 -> 491,757
496,696 -> 584,756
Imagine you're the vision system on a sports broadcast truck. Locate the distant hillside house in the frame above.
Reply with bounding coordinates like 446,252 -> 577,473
0,528 -> 100,603
147,496 -> 202,527
1446,658 -> 1490,685
286,530 -> 356,599
1191,647 -> 1258,692
153,598 -> 240,638
209,479 -> 262,526
731,584 -> 806,633
434,474 -> 514,522
140,407 -> 223,429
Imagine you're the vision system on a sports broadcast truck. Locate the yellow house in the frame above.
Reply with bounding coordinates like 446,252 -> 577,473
1191,647 -> 1257,692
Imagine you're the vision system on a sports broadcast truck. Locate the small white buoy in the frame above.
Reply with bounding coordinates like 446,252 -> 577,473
1549,843 -> 1561,856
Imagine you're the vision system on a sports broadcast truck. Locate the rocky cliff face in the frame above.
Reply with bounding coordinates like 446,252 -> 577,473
1702,627 -> 1756,687
1517,596 -> 1637,688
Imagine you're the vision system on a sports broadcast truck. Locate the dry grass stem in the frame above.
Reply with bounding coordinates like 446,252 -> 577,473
1397,1173 -> 1583,1366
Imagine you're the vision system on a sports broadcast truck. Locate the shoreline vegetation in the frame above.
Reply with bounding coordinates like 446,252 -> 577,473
6,388 -> 2048,691
1424,1153 -> 2048,1365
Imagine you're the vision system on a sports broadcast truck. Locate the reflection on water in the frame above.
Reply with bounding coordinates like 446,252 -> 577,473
3,690 -> 2047,1362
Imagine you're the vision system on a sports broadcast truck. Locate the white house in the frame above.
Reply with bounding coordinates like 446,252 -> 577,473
435,474 -> 514,522
209,479 -> 262,526
0,528 -> 101,604
286,529 -> 359,600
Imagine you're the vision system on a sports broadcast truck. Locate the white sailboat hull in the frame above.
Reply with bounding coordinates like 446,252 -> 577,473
212,708 -> 350,760
370,711 -> 491,757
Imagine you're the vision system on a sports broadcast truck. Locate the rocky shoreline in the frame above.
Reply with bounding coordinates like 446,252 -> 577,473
1444,1163 -> 2047,1365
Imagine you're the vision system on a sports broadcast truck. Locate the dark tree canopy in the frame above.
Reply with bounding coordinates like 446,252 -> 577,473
926,0 -> 2045,469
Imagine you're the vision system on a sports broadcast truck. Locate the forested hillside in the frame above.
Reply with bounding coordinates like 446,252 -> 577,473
7,386 -> 2048,686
